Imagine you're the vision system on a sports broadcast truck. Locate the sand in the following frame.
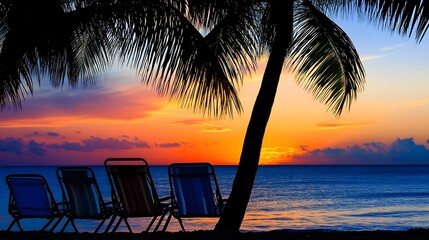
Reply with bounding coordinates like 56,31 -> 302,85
1,228 -> 429,240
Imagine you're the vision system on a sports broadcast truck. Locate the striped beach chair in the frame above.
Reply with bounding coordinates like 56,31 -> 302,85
104,158 -> 170,233
56,167 -> 115,233
164,162 -> 227,232
6,174 -> 66,232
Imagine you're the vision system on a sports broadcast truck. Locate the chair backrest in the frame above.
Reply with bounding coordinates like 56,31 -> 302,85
169,163 -> 222,217
56,167 -> 104,218
6,174 -> 56,218
104,158 -> 159,216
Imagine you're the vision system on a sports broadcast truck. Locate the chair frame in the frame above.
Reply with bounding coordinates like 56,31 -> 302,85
56,167 -> 115,233
104,158 -> 170,233
164,162 -> 227,232
6,174 -> 66,232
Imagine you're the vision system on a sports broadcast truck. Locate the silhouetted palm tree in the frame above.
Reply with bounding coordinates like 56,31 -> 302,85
214,0 -> 429,232
0,0 -> 114,109
0,0 -> 256,116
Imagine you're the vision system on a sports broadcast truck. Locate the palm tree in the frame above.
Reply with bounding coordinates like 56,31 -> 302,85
0,0 -> 256,116
214,0 -> 429,232
0,0 -> 116,110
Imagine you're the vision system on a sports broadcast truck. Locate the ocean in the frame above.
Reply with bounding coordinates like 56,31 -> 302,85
1,165 -> 429,232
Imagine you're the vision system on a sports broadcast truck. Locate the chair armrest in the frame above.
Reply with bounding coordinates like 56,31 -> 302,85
104,200 -> 115,205
158,195 -> 171,202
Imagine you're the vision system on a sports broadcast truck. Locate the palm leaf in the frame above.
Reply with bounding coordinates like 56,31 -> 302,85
0,0 -> 114,110
322,0 -> 429,42
111,0 -> 260,117
287,0 -> 365,116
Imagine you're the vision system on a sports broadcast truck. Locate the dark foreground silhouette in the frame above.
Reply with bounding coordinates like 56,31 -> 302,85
1,229 -> 429,240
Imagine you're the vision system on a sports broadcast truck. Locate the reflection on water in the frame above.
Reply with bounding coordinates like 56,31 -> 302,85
1,165 -> 429,232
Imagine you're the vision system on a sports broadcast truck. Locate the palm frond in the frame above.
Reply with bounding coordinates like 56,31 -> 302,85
321,0 -> 429,42
110,1 -> 260,117
0,0 -> 118,110
287,0 -> 365,116
361,0 -> 429,42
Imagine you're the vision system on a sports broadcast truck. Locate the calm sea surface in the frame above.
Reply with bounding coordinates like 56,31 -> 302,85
1,165 -> 429,232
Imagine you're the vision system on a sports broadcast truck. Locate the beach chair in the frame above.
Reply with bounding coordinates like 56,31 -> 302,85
104,158 -> 171,233
56,167 -> 115,233
164,162 -> 227,232
6,174 -> 66,232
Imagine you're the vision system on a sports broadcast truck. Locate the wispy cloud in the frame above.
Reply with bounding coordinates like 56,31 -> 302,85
154,142 -> 182,148
174,119 -> 206,126
312,121 -> 374,131
360,54 -> 386,62
49,136 -> 150,152
25,131 -> 63,138
174,119 -> 231,133
0,77 -> 164,128
381,43 -> 406,51
200,123 -> 232,133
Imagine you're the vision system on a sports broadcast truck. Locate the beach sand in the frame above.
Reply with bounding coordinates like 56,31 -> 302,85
1,229 -> 429,240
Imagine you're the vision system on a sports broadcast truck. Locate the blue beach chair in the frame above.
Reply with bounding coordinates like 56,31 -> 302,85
6,174 -> 66,232
56,167 -> 115,233
163,162 -> 227,232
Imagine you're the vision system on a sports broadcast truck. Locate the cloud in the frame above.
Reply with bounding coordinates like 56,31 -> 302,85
28,140 -> 47,156
175,119 -> 206,125
50,136 -> 150,152
0,135 -> 151,156
200,123 -> 232,133
360,54 -> 386,62
380,43 -> 406,51
313,121 -> 374,131
26,131 -> 62,138
292,138 -> 429,164
26,132 -> 42,137
174,119 -> 231,133
46,132 -> 60,137
0,137 -> 25,155
155,142 -> 182,148
0,76 -> 164,128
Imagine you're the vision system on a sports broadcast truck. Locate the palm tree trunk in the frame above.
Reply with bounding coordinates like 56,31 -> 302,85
215,2 -> 293,232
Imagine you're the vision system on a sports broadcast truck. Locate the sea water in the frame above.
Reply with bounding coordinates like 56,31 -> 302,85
0,165 -> 429,232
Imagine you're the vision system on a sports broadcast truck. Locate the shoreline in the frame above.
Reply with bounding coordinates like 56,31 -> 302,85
1,228 -> 429,240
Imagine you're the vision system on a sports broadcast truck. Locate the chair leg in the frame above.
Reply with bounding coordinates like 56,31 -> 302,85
16,220 -> 24,232
60,218 -> 70,232
123,218 -> 133,233
177,216 -> 186,232
111,217 -> 123,233
161,212 -> 172,232
145,216 -> 158,232
41,217 -> 56,231
61,218 -> 78,233
70,219 -> 79,232
94,218 -> 107,233
6,219 -> 18,232
49,215 -> 65,232
153,209 -> 169,232
104,215 -> 117,233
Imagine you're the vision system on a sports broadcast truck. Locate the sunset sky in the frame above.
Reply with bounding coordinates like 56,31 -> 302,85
1,16 -> 429,166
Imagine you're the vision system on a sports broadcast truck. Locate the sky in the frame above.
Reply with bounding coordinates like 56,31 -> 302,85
1,16 -> 429,166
